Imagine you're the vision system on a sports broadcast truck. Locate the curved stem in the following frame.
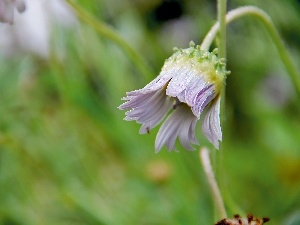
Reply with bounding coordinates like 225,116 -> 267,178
200,147 -> 227,220
65,0 -> 153,80
200,6 -> 300,95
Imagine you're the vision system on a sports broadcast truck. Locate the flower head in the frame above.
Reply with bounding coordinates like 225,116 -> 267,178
215,214 -> 270,225
0,0 -> 26,24
119,42 -> 227,152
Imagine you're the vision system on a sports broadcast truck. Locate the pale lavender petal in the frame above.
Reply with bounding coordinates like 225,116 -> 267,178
138,96 -> 172,134
16,0 -> 26,13
166,65 -> 195,97
155,114 -> 182,151
202,96 -> 222,149
191,85 -> 215,118
124,88 -> 167,121
119,92 -> 153,110
178,115 -> 198,150
177,76 -> 207,107
155,106 -> 199,152
119,87 -> 173,134
0,1 -> 14,24
137,97 -> 173,131
173,72 -> 216,118
187,117 -> 199,145
137,65 -> 182,95
142,70 -> 172,92
184,77 -> 209,105
123,89 -> 149,99
120,65 -> 182,107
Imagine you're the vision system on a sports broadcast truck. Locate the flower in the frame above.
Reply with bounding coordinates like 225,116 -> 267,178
215,214 -> 270,225
0,0 -> 26,24
0,0 -> 76,58
119,42 -> 227,152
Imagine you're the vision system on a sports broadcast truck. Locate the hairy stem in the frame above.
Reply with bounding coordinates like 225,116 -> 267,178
200,147 -> 227,220
217,0 -> 227,59
217,0 -> 227,152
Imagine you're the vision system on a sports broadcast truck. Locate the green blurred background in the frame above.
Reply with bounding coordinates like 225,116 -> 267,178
0,0 -> 300,224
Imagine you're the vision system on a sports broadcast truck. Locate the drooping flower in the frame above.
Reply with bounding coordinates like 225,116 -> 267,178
0,0 -> 26,24
119,42 -> 228,152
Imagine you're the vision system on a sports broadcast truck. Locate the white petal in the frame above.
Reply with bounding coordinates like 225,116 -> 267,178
202,96 -> 222,149
119,92 -> 153,110
138,65 -> 181,94
155,111 -> 182,152
125,89 -> 165,119
0,2 -> 14,24
188,116 -> 199,145
166,65 -> 194,97
155,106 -> 199,152
178,115 -> 198,150
119,87 -> 173,134
16,0 -> 26,13
139,96 -> 173,134
178,76 -> 206,107
120,65 -> 179,101
191,85 -> 215,118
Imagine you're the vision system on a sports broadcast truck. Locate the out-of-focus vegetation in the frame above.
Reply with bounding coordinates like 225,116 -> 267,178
0,0 -> 300,224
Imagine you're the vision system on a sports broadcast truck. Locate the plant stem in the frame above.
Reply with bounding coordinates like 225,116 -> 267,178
216,2 -> 227,222
200,147 -> 227,220
200,6 -> 300,95
217,0 -> 227,152
65,0 -> 153,80
217,0 -> 227,60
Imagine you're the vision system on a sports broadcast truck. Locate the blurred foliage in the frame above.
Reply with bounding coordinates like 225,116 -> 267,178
0,0 -> 300,224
